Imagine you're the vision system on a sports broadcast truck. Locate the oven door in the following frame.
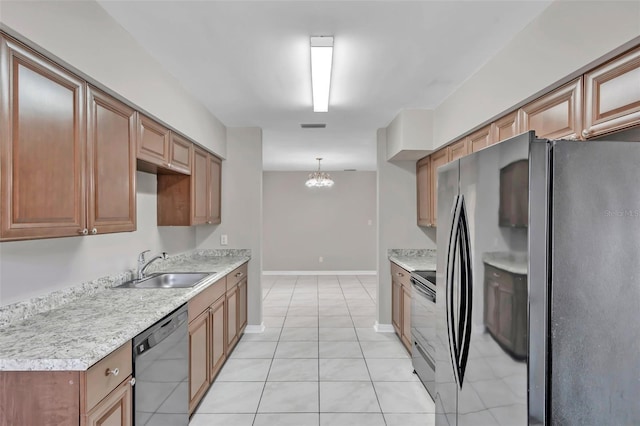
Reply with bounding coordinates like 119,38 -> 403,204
411,277 -> 437,400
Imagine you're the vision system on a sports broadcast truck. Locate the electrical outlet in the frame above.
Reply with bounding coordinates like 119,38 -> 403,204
319,256 -> 323,263
221,234 -> 228,245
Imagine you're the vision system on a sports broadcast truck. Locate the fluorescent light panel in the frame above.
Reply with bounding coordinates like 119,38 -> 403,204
310,36 -> 333,113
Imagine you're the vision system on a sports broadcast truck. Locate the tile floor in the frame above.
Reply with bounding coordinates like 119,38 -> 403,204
190,275 -> 435,426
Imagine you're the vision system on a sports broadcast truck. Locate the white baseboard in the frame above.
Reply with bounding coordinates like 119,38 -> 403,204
374,322 -> 395,333
244,323 -> 265,333
262,270 -> 376,276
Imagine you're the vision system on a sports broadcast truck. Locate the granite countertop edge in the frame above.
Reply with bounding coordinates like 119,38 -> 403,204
0,252 -> 250,372
482,252 -> 527,275
388,249 -> 437,272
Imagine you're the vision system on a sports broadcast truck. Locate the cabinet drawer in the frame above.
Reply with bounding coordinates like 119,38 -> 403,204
227,263 -> 248,289
188,276 -> 226,323
390,262 -> 411,288
85,341 -> 132,411
485,264 -> 513,291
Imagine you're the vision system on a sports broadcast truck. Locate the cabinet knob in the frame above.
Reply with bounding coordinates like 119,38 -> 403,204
129,377 -> 136,387
582,129 -> 590,138
79,228 -> 88,235
105,367 -> 119,377
91,228 -> 97,235
235,272 -> 243,278
206,221 -> 212,224
397,272 -> 404,277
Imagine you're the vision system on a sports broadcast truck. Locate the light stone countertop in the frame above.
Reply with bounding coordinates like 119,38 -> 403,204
388,249 -> 437,272
482,252 -> 527,275
0,251 -> 249,371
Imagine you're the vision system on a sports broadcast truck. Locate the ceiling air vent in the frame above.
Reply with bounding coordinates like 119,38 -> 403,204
300,123 -> 327,129
344,169 -> 357,171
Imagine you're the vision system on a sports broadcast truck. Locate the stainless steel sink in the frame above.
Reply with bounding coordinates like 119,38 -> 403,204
116,272 -> 213,289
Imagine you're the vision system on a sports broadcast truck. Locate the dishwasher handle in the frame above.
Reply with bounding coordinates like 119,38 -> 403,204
134,306 -> 188,357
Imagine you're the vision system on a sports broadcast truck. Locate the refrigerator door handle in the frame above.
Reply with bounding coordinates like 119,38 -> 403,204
446,195 -> 474,390
446,195 -> 463,388
457,195 -> 473,388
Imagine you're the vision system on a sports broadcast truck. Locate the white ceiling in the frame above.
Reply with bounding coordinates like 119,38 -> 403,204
97,0 -> 551,171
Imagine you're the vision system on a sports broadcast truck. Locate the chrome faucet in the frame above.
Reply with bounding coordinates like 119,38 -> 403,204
137,250 -> 168,280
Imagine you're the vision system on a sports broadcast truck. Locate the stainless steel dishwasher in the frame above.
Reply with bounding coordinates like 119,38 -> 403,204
133,304 -> 189,426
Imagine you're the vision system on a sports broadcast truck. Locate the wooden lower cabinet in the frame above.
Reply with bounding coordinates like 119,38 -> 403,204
226,285 -> 239,352
390,262 -> 412,352
0,342 -> 133,426
186,263 -> 248,414
84,376 -> 132,426
209,296 -> 226,382
188,310 -> 209,412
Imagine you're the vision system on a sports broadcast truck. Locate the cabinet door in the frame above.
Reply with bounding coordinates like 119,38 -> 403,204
448,138 -> 469,161
209,296 -> 226,382
401,285 -> 412,352
84,376 -> 132,426
188,310 -> 209,413
191,146 -> 209,225
137,114 -> 170,168
416,156 -> 431,227
391,279 -> 401,336
584,46 -> 640,138
0,36 -> 86,240
208,154 -> 222,225
226,287 -> 239,352
519,78 -> 583,140
491,111 -> 519,144
429,148 -> 449,227
238,278 -> 248,333
497,284 -> 515,349
87,87 -> 136,235
484,274 -> 500,335
468,125 -> 492,152
169,132 -> 192,175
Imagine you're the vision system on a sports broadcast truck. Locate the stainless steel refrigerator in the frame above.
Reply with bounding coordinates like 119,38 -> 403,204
435,131 -> 640,425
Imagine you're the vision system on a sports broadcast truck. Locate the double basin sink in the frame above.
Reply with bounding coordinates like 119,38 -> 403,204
116,272 -> 214,289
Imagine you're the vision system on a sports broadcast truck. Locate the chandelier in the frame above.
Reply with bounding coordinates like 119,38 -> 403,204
305,158 -> 334,188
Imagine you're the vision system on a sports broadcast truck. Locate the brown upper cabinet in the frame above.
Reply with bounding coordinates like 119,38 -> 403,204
519,78 -> 583,140
0,36 -> 135,241
428,148 -> 449,227
449,138 -> 469,161
169,132 -> 193,175
87,86 -> 137,235
583,46 -> 640,138
157,145 -> 222,226
468,125 -> 492,152
491,111 -> 519,144
136,114 -> 171,171
416,156 -> 431,227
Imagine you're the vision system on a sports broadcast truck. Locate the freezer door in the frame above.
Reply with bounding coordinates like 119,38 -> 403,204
456,133 -> 530,425
549,140 -> 640,425
435,160 -> 460,426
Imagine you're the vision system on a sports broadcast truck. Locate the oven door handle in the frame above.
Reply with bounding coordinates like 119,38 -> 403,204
411,281 -> 436,303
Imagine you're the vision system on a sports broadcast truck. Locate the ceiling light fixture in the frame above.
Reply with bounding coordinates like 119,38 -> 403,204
310,36 -> 334,113
305,158 -> 334,188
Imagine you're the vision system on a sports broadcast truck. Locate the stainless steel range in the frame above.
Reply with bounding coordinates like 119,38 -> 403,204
410,270 -> 436,400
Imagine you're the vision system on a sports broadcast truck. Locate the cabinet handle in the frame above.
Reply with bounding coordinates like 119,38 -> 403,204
105,367 -> 119,377
235,272 -> 243,278
492,272 -> 500,278
79,228 -> 88,235
582,129 -> 590,138
91,228 -> 97,235
129,377 -> 136,387
396,272 -> 404,277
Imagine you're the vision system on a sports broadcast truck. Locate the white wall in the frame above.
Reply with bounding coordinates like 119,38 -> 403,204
377,129 -> 436,325
196,128 -> 263,326
0,0 -> 227,157
433,0 -> 640,148
0,172 -> 196,306
263,171 -> 377,272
